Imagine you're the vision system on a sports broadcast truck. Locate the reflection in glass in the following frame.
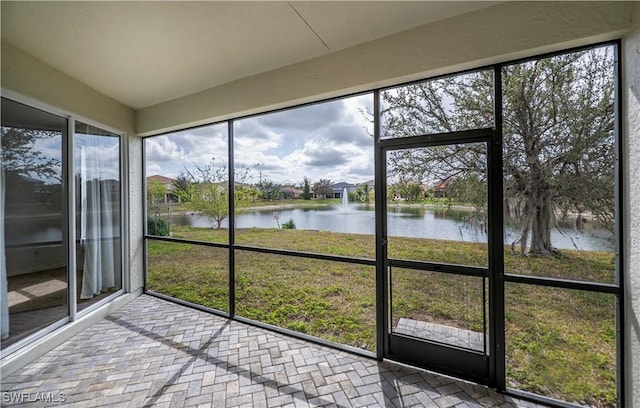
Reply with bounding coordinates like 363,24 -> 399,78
75,122 -> 122,310
1,98 -> 68,349
502,46 -> 616,283
390,268 -> 486,352
386,143 -> 488,266
381,70 -> 494,139
147,241 -> 229,313
144,124 -> 228,243
235,250 -> 375,352
233,94 -> 375,257
505,283 -> 616,406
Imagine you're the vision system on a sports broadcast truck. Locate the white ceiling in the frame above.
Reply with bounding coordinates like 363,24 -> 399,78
1,1 -> 499,110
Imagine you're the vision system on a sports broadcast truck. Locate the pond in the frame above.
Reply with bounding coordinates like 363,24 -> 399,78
171,203 -> 615,252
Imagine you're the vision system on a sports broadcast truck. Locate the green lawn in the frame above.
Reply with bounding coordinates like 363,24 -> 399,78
147,226 -> 617,407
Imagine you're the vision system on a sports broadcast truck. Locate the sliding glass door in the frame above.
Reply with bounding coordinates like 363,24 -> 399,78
74,122 -> 122,311
1,98 -> 124,355
1,98 -> 69,349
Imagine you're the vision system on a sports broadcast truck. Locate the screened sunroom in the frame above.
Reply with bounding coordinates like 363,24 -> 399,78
1,2 -> 639,407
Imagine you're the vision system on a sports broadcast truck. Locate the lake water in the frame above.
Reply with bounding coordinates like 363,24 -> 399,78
8,204 -> 613,251
172,203 -> 615,252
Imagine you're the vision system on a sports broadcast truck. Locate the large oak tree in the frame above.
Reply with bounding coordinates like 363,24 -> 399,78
381,47 -> 615,256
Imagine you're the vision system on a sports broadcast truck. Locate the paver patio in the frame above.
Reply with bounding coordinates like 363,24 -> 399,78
1,295 -> 544,407
394,318 -> 487,353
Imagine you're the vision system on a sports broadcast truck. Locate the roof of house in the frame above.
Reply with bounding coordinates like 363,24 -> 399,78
331,182 -> 356,189
147,175 -> 175,184
281,186 -> 303,193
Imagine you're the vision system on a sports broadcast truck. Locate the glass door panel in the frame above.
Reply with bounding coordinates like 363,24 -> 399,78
74,122 -> 122,311
1,98 -> 69,350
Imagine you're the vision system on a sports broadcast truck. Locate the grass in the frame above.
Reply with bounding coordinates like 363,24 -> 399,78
163,199 -> 342,215
147,225 -> 617,407
146,241 -> 229,312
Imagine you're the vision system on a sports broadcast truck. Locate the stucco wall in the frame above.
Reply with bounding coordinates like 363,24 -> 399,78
623,3 -> 640,405
137,1 -> 633,136
1,41 -> 135,135
1,42 -> 141,376
128,135 -> 145,293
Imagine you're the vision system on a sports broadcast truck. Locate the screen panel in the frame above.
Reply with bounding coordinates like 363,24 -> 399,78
385,143 -> 488,267
505,283 -> 616,406
232,94 -> 375,259
147,241 -> 229,313
390,268 -> 487,353
235,250 -> 376,352
381,70 -> 494,139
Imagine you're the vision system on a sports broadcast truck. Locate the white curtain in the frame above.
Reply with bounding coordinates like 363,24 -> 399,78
1,167 -> 9,338
80,138 -> 116,299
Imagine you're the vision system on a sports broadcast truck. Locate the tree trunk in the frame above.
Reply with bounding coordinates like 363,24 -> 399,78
520,115 -> 554,256
527,184 -> 553,256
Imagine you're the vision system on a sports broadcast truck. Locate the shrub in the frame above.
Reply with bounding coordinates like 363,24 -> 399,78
282,219 -> 296,229
147,216 -> 169,236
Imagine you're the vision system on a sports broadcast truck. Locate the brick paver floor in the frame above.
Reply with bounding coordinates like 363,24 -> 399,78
394,318 -> 486,353
1,295 -> 545,407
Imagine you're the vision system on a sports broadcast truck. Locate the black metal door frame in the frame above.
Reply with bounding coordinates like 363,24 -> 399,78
375,124 -> 503,387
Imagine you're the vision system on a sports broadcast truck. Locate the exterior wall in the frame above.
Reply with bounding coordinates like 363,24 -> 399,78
137,1 -> 633,136
0,44 -> 143,377
623,3 -> 640,406
1,41 -> 135,135
128,135 -> 145,293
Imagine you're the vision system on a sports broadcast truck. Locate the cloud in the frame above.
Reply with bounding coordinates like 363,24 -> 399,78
327,125 -> 373,148
256,101 -> 345,131
350,163 -> 375,177
303,140 -> 349,167
145,94 -> 375,184
32,134 -> 63,163
145,124 -> 228,176
234,119 -> 282,145
146,163 -> 163,176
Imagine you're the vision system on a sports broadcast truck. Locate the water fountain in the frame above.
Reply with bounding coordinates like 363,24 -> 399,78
342,187 -> 349,208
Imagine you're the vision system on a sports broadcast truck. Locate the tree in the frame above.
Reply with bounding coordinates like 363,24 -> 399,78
172,173 -> 190,202
1,127 -> 60,181
381,47 -> 615,256
235,183 -> 259,208
146,180 -> 168,220
302,177 -> 311,200
355,183 -> 372,203
2,127 -> 62,210
178,158 -> 253,229
312,179 -> 333,199
147,180 -> 167,204
388,180 -> 424,202
259,179 -> 281,201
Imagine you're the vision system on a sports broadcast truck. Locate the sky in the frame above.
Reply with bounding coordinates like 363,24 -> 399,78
144,93 -> 374,187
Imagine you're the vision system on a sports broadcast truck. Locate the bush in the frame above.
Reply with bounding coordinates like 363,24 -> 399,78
147,216 -> 169,236
282,219 -> 296,229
